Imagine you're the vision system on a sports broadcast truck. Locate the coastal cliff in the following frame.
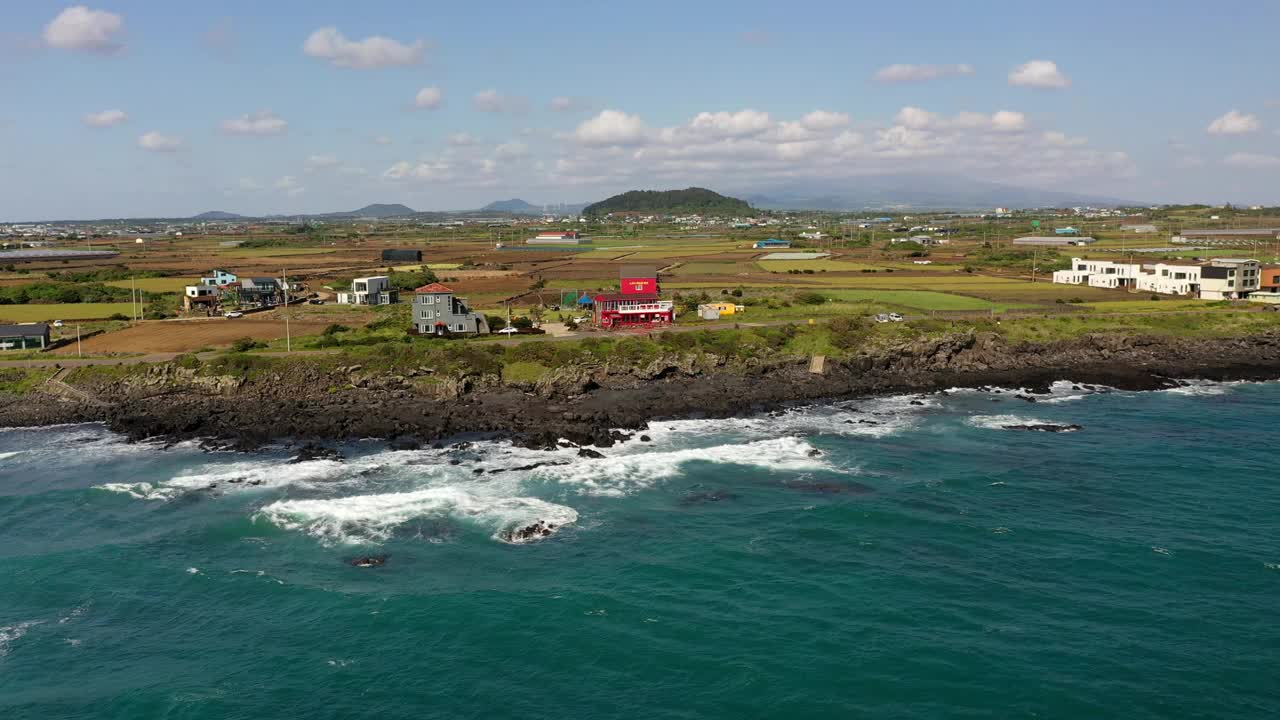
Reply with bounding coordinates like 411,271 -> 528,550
3,328 -> 1279,447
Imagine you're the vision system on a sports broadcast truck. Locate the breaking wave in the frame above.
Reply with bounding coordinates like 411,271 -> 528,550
257,486 -> 579,546
966,415 -> 1040,430
0,620 -> 43,658
0,450 -> 24,461
541,436 -> 831,497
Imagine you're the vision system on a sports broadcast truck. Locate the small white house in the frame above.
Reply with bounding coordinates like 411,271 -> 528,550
337,276 -> 398,305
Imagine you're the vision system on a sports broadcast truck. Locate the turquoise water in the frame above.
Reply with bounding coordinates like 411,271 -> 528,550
2,382 -> 1279,719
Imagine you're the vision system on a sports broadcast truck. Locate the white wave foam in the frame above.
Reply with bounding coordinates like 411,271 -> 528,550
541,436 -> 831,497
633,395 -> 935,446
966,415 -> 1038,430
1161,380 -> 1232,397
95,482 -> 182,501
0,450 -> 24,461
0,620 -> 43,658
257,486 -> 579,546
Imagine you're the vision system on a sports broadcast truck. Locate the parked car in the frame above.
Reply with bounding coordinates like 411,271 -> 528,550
496,327 -> 520,335
873,313 -> 890,323
52,320 -> 64,328
308,299 -> 325,305
223,311 -> 244,318
888,313 -> 904,322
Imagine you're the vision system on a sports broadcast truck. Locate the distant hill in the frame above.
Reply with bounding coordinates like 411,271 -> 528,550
341,203 -> 417,218
741,175 -> 1136,211
481,199 -> 541,214
584,187 -> 752,217
191,210 -> 244,221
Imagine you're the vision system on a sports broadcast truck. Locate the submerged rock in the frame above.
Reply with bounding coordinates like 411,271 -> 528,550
681,489 -> 738,505
501,520 -> 559,543
786,480 -> 875,495
1000,423 -> 1083,433
348,554 -> 388,568
289,443 -> 345,464
577,448 -> 605,459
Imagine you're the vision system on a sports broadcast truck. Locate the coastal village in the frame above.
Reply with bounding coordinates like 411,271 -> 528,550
3,198 -> 1280,359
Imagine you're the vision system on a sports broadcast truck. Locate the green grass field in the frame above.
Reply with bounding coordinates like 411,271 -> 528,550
0,302 -> 137,322
1082,299 -> 1226,313
104,277 -> 198,293
820,289 -> 1003,311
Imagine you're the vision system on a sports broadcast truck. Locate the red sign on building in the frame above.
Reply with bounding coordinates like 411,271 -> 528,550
621,277 -> 657,295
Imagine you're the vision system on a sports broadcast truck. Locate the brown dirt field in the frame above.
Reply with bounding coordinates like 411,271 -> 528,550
54,317 -> 340,354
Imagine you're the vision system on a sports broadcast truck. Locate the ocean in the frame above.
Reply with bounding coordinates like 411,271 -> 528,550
1,382 -> 1278,719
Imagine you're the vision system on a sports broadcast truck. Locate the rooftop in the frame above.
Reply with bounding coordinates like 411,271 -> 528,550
0,323 -> 50,337
414,282 -> 454,293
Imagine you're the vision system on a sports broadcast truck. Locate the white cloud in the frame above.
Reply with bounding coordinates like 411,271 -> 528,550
82,108 -> 127,127
220,110 -> 288,136
573,110 -> 648,146
493,142 -> 528,159
414,86 -> 443,110
799,110 -> 851,131
991,110 -> 1027,132
1207,110 -> 1261,136
44,6 -> 124,55
874,63 -> 974,84
895,106 -> 938,130
137,131 -> 181,152
274,176 -> 305,196
553,105 -> 1130,194
1008,60 -> 1070,89
473,89 -> 526,113
449,133 -> 479,147
238,177 -> 262,191
1043,130 -> 1087,146
303,27 -> 424,69
688,110 -> 772,137
1223,152 -> 1280,169
383,159 -> 451,182
894,107 -> 1023,132
372,135 -> 392,145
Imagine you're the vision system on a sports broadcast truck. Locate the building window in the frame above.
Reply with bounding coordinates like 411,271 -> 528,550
456,323 -> 464,332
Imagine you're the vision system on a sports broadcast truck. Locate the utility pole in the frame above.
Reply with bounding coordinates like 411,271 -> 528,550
131,276 -> 138,322
76,324 -> 82,358
282,267 -> 291,352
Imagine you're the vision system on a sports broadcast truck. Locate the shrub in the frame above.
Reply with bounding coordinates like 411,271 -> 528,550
795,291 -> 826,305
230,337 -> 267,353
828,316 -> 872,349
108,313 -> 130,321
322,323 -> 351,336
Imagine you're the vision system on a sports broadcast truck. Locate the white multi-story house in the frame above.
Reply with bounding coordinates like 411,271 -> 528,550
1053,257 -> 1259,299
337,276 -> 398,305
1197,259 -> 1260,300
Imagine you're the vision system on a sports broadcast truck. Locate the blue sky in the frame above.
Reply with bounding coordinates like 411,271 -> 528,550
1,0 -> 1278,219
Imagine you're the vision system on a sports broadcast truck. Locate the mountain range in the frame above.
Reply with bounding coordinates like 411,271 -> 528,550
739,175 -> 1135,211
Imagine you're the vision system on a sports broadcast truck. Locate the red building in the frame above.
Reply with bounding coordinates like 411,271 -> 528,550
619,265 -> 659,295
594,265 -> 673,328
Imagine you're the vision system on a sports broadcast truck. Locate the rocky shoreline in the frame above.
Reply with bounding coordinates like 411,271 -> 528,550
3,330 -> 1280,449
